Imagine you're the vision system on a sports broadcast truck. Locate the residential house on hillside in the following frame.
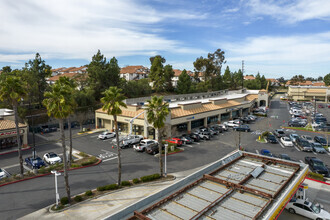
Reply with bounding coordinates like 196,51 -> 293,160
172,69 -> 194,87
285,80 -> 323,87
120,65 -> 149,81
266,78 -> 280,86
244,75 -> 255,80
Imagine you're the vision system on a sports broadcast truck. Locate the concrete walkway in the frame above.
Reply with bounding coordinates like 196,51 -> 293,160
19,166 -> 204,220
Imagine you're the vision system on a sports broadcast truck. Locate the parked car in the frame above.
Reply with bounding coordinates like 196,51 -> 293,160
311,143 -> 327,154
301,135 -> 314,144
217,124 -> 228,131
280,137 -> 293,147
274,129 -> 285,138
166,138 -> 183,146
112,135 -> 143,148
314,136 -> 328,146
43,152 -> 62,164
289,134 -> 300,143
278,154 -> 292,161
305,157 -> 329,177
260,149 -> 274,157
224,120 -> 239,128
133,139 -> 158,152
182,133 -> 200,142
318,104 -> 324,108
198,131 -> 211,140
98,131 -> 116,140
286,198 -> 330,219
209,126 -> 220,134
210,125 -> 223,133
247,115 -> 257,121
288,120 -> 306,127
240,117 -> 252,123
24,156 -> 46,169
179,136 -> 193,144
233,125 -> 250,132
266,134 -> 278,144
0,168 -> 8,180
146,144 -> 164,155
296,138 -> 313,152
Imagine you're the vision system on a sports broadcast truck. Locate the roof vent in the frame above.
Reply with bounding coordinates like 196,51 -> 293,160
251,166 -> 264,178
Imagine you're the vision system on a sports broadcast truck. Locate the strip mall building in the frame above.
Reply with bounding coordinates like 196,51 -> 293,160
95,89 -> 269,139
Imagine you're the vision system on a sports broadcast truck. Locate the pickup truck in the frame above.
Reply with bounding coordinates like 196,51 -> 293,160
223,120 -> 239,128
133,139 -> 158,152
305,157 -> 329,177
112,135 -> 143,148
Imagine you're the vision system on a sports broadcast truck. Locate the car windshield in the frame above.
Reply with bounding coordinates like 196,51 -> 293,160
264,152 -> 272,156
32,158 -> 42,164
318,138 -> 326,144
284,137 -> 291,141
305,136 -> 312,140
313,161 -> 325,167
49,153 -> 57,158
313,144 -> 323,148
310,203 -> 321,214
0,168 -> 3,172
278,131 -> 284,134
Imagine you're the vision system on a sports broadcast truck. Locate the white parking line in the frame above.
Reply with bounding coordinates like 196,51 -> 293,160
313,152 -> 317,155
327,153 -> 330,156
185,145 -> 193,148
294,146 -> 301,151
102,157 -> 118,162
195,142 -> 200,145
256,150 -> 259,154
23,165 -> 32,171
2,163 -> 19,169
279,142 -> 285,149
90,135 -> 99,138
299,160 -> 304,163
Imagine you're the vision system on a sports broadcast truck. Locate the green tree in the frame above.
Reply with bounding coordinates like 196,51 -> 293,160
149,56 -> 164,92
260,75 -> 267,89
101,87 -> 127,185
73,88 -> 96,131
223,66 -> 232,89
146,96 -> 169,177
43,76 -> 75,202
290,75 -> 305,85
87,50 -> 121,100
0,74 -> 27,177
149,55 -> 166,65
123,79 -> 152,98
163,64 -> 175,92
324,73 -> 330,86
24,53 -> 52,106
176,70 -> 192,94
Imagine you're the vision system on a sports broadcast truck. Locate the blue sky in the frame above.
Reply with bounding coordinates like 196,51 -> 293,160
1,0 -> 330,79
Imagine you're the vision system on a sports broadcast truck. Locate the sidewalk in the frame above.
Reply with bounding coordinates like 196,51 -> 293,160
19,167 -> 204,220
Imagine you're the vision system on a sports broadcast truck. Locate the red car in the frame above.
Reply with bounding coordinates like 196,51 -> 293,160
318,104 -> 324,108
166,138 -> 183,146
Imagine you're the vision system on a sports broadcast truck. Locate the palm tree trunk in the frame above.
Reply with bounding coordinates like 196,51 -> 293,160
68,117 -> 73,166
157,128 -> 163,177
13,104 -> 23,177
60,119 -> 71,202
114,115 -> 121,186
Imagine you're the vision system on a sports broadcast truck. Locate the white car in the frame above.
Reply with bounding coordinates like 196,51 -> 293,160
280,137 -> 293,147
224,120 -> 239,128
98,131 -> 116,140
43,152 -> 62,164
286,198 -> 330,220
0,168 -> 8,179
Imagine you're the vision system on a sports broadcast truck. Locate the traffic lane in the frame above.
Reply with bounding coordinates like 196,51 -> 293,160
278,210 -> 308,220
0,142 -> 62,169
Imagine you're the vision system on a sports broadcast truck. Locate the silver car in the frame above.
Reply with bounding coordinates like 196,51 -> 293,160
311,143 -> 327,154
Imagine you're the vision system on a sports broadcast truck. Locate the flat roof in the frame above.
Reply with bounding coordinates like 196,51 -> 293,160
130,152 -> 307,220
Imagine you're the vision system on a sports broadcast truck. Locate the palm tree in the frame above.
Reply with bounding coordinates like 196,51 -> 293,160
146,96 -> 169,176
0,75 -> 27,177
43,77 -> 75,202
101,87 -> 127,186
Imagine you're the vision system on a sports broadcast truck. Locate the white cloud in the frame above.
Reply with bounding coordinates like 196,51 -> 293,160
220,32 -> 330,76
0,0 -> 205,64
246,0 -> 330,23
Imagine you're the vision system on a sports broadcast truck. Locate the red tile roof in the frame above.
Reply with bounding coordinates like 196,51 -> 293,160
0,120 -> 26,130
48,72 -> 81,81
51,67 -> 66,72
120,65 -> 148,74
244,75 -> 255,80
312,82 -> 325,86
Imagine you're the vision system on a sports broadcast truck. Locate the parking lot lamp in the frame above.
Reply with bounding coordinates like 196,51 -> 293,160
51,170 -> 61,208
164,144 -> 168,178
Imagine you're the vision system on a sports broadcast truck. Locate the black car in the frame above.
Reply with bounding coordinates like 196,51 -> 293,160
233,125 -> 250,132
179,136 -> 193,144
146,144 -> 163,155
266,134 -> 278,143
240,117 -> 252,123
274,129 -> 285,138
288,120 -> 305,127
210,126 -> 223,133
278,154 -> 292,161
314,136 -> 328,146
305,157 -> 329,177
182,133 -> 200,142
296,138 -> 313,152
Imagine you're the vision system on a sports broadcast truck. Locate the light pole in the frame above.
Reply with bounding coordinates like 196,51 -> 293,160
51,170 -> 61,208
164,144 -> 168,177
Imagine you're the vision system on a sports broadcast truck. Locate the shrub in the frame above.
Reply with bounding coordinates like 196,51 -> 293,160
104,184 -> 119,190
70,164 -> 80,168
261,131 -> 270,137
74,195 -> 83,202
85,190 -> 93,196
78,152 -> 89,158
39,167 -> 46,174
81,156 -> 98,166
97,186 -> 106,191
60,197 -> 69,205
133,178 -> 141,184
140,173 -> 161,182
121,181 -> 131,186
308,172 -> 324,182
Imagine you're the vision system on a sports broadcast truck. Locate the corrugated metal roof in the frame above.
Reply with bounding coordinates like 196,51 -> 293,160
131,153 -> 303,220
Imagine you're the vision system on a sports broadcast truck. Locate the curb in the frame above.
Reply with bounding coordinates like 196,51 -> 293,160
282,127 -> 330,134
0,146 -> 32,156
0,159 -> 102,188
161,149 -> 184,156
305,177 -> 330,185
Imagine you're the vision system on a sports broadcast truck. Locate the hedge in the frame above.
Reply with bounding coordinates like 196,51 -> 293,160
74,195 -> 83,202
133,178 -> 141,184
308,172 -> 324,182
140,173 -> 161,182
85,190 -> 93,196
60,197 -> 69,205
121,181 -> 131,186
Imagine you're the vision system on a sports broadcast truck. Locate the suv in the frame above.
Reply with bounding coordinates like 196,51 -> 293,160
198,131 -> 211,140
266,134 -> 278,144
133,139 -> 158,152
296,138 -> 313,152
233,125 -> 250,132
274,129 -> 285,138
146,144 -> 164,155
112,135 -> 143,148
305,157 -> 329,177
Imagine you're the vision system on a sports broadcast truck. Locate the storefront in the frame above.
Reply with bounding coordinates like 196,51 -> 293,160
221,113 -> 230,121
0,120 -> 28,150
191,119 -> 204,129
207,116 -> 218,125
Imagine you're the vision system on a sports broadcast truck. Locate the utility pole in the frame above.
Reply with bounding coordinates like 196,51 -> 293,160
242,60 -> 244,89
